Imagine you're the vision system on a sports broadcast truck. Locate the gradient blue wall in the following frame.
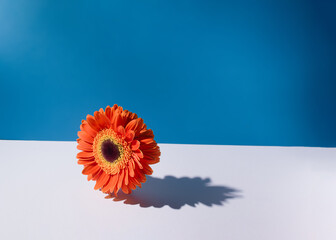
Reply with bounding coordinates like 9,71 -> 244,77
1,0 -> 335,146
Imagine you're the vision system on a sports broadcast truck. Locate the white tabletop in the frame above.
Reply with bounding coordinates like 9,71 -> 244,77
0,140 -> 335,240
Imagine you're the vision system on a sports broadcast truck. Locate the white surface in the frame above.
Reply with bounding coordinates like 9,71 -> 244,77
0,140 -> 336,240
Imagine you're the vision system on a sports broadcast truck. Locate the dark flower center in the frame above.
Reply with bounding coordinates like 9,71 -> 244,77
101,139 -> 120,163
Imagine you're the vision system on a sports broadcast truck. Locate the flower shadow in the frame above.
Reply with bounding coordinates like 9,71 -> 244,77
109,176 -> 241,209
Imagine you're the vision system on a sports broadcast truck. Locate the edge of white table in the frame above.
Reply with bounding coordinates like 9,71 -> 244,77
0,140 -> 335,240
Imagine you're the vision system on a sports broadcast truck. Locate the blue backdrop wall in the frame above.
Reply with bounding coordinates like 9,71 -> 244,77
1,0 -> 336,146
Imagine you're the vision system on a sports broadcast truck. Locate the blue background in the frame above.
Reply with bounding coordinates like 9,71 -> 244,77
1,0 -> 336,146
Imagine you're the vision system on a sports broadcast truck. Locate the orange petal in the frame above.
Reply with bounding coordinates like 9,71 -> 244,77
121,110 -> 138,126
92,169 -> 103,181
95,111 -> 110,129
125,118 -> 144,135
124,169 -> 129,185
77,151 -> 94,159
128,181 -> 136,190
82,164 -> 100,175
111,109 -> 123,131
117,125 -> 125,136
86,115 -> 100,132
135,149 -> 144,158
128,163 -> 135,177
142,152 -> 160,161
101,174 -> 112,190
114,185 -> 119,196
142,157 -> 160,165
136,129 -> 154,140
94,171 -> 110,190
142,163 -> 153,175
77,142 -> 92,151
101,111 -> 112,127
78,131 -> 94,144
102,174 -> 115,192
110,104 -> 118,117
134,167 -> 146,182
78,139 -> 93,148
125,130 -> 135,143
139,141 -> 158,151
108,174 -> 119,192
80,121 -> 97,138
129,175 -> 141,186
105,106 -> 112,120
132,154 -> 143,169
117,169 -> 125,190
121,184 -> 130,194
88,168 -> 102,181
134,149 -> 144,158
87,174 -> 93,181
77,159 -> 95,165
140,138 -> 154,144
130,158 -> 135,168
131,140 -> 140,151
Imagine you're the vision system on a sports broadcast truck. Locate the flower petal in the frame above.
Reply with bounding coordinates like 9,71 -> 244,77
111,108 -> 123,131
125,130 -> 135,143
77,151 -> 94,159
142,163 -> 153,175
95,111 -> 110,129
105,106 -> 112,120
92,169 -> 103,181
77,159 -> 95,165
124,169 -> 129,185
78,131 -> 94,144
77,140 -> 92,151
121,184 -> 130,194
129,175 -> 141,186
94,171 -> 110,190
128,163 -> 135,177
117,169 -> 125,190
102,174 -> 116,192
132,153 -> 143,169
131,140 -> 140,151
134,149 -> 144,159
121,110 -> 138,126
142,148 -> 161,159
82,164 -> 100,175
117,125 -> 125,136
140,141 -> 158,150
142,157 -> 160,165
140,138 -> 154,144
108,174 -> 119,193
86,115 -> 100,132
128,181 -> 136,190
125,118 -> 144,135
136,129 -> 154,140
80,121 -> 97,138
134,167 -> 146,183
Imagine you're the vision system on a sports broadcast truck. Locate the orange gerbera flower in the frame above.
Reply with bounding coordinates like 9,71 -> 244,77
76,104 -> 160,196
